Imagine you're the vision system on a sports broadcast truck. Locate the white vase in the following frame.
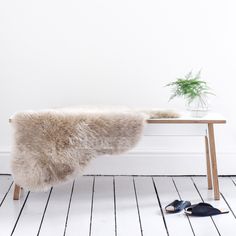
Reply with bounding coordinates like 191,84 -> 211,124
186,96 -> 209,118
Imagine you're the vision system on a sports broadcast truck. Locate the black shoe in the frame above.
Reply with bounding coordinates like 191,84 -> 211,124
185,202 -> 229,217
165,200 -> 191,213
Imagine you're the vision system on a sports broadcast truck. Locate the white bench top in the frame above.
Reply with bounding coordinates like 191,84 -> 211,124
147,112 -> 226,124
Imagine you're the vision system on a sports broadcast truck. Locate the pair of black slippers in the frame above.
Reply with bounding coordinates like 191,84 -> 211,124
165,200 -> 229,217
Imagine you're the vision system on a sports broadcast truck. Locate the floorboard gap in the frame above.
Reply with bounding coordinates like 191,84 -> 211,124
133,177 -> 143,236
172,178 -> 195,236
220,192 -> 236,219
113,177 -> 117,236
10,191 -> 30,236
230,177 -> 236,187
63,181 -> 75,236
37,187 -> 53,236
152,177 -> 169,236
0,181 -> 13,207
89,177 -> 95,236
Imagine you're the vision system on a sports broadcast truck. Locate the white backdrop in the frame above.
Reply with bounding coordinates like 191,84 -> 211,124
1,0 -> 236,174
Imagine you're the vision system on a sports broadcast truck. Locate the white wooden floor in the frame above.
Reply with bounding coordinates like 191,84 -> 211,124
1,175 -> 236,236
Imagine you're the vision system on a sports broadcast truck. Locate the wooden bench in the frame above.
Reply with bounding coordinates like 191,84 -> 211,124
10,112 -> 226,200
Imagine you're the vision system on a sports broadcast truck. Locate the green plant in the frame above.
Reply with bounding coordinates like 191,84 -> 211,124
165,71 -> 214,105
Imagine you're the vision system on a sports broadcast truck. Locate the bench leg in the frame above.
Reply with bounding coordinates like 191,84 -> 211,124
205,135 -> 213,189
13,184 -> 22,200
208,124 -> 220,200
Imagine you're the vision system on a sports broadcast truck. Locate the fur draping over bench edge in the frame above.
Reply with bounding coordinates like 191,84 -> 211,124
10,107 -> 179,191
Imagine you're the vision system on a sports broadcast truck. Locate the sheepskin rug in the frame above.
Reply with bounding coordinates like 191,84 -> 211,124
10,107 -> 179,191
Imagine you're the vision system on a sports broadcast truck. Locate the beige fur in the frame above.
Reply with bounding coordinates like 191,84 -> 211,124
10,107 -> 179,191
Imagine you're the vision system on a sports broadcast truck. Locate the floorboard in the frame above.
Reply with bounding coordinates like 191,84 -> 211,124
65,176 -> 94,236
90,176 -> 115,236
115,176 -> 142,236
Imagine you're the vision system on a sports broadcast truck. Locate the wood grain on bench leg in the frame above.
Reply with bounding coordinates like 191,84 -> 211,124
208,123 -> 220,200
205,135 -> 213,190
13,184 -> 21,200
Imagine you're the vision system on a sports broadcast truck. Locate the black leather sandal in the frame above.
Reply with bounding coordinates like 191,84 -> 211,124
185,202 -> 229,216
165,200 -> 191,213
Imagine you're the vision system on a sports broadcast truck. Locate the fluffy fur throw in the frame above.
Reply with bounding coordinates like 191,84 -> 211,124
10,107 -> 179,191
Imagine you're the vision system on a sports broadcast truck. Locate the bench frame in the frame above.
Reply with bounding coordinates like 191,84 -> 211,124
10,113 -> 226,200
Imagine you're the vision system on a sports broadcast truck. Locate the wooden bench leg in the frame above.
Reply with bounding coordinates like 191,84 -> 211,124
205,135 -> 213,190
13,184 -> 22,200
208,124 -> 220,200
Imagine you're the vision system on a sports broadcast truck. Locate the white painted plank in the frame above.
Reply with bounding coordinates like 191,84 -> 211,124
115,176 -> 141,236
193,177 -> 236,236
91,177 -> 115,236
0,175 -> 13,205
65,177 -> 93,236
0,184 -> 29,235
39,182 -> 73,236
12,190 -> 51,236
134,177 -> 167,236
153,177 -> 194,236
219,177 -> 236,217
173,177 -> 220,235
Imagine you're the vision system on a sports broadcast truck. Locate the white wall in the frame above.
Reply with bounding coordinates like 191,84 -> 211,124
1,0 -> 236,174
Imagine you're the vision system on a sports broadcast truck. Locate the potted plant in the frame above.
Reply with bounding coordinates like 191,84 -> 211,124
166,71 -> 214,117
